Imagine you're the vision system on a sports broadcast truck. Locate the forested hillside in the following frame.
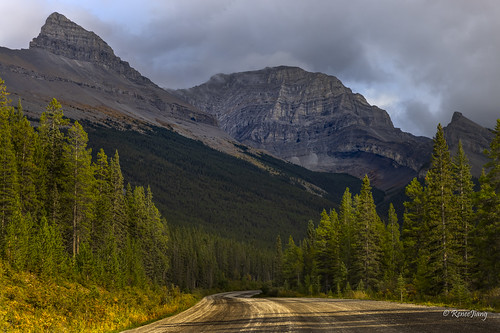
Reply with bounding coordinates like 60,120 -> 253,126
84,122 -> 368,246
274,122 -> 500,310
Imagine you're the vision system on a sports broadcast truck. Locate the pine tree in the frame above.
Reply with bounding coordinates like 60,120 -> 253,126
282,235 -> 303,288
9,100 -> 37,214
352,176 -> 384,290
273,234 -> 283,286
383,203 -> 403,284
36,98 -> 70,226
5,208 -> 32,270
424,124 -> 457,295
93,149 -> 112,253
0,88 -> 19,247
339,188 -> 355,283
301,220 -> 316,285
452,141 -> 474,284
402,178 -> 426,282
314,209 -> 341,292
109,151 -> 127,244
66,121 -> 95,259
473,119 -> 500,290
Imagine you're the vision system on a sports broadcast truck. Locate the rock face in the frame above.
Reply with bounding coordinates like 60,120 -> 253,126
29,12 -> 147,85
444,112 -> 493,175
175,66 -> 433,191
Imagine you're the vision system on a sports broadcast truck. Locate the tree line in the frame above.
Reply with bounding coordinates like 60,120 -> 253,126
275,122 -> 499,304
0,79 -> 268,290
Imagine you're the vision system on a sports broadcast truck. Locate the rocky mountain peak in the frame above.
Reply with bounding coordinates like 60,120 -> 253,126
30,12 -> 115,63
174,66 -> 429,190
29,12 -> 149,85
444,111 -> 493,175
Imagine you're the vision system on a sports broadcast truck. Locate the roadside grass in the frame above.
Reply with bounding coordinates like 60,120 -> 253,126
259,282 -> 499,313
0,260 -> 201,332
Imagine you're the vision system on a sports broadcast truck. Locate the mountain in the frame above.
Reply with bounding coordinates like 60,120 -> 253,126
444,111 -> 493,175
0,12 -> 237,153
174,66 -> 494,190
174,66 -> 433,191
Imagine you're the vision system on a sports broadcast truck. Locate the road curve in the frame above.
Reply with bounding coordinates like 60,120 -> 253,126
123,290 -> 499,332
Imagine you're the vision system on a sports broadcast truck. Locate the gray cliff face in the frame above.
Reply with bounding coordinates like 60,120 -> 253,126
175,66 -> 433,190
444,112 -> 493,176
29,12 -> 148,85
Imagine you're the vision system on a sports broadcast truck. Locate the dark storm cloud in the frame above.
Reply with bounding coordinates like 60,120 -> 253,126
2,0 -> 499,137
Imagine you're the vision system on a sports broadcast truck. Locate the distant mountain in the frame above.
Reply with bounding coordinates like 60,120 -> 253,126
444,111 -> 493,175
174,66 -> 432,191
174,66 -> 494,190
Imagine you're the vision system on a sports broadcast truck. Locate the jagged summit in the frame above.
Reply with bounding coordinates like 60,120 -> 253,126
444,111 -> 493,175
29,12 -> 149,85
30,12 -> 115,62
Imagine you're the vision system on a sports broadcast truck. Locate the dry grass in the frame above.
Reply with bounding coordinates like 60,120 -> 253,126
0,260 -> 200,332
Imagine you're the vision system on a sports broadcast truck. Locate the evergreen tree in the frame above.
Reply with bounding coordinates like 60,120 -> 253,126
301,220 -> 316,286
452,141 -> 474,284
66,121 -> 95,259
424,124 -> 457,295
36,98 -> 70,225
109,150 -> 127,245
473,119 -> 500,290
383,203 -> 403,284
0,96 -> 19,245
314,209 -> 341,292
402,178 -> 426,283
9,100 -> 37,214
93,149 -> 112,253
339,188 -> 355,283
273,234 -> 283,286
282,235 -> 303,288
5,208 -> 32,270
352,175 -> 384,290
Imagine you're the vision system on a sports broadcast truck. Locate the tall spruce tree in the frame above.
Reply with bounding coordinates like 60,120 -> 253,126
402,178 -> 426,285
66,121 -> 95,259
474,119 -> 500,290
282,235 -> 303,288
314,209 -> 341,292
0,83 -> 19,248
452,141 -> 474,284
36,98 -> 70,225
339,188 -> 355,283
9,100 -> 37,214
352,175 -> 384,290
424,124 -> 457,295
273,234 -> 283,286
383,203 -> 403,284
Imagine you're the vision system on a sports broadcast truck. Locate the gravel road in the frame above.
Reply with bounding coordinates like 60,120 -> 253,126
123,290 -> 499,332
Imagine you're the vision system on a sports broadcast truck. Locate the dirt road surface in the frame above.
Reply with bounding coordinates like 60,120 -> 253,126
123,290 -> 499,332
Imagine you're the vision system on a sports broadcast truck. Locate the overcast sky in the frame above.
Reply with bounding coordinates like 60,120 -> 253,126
1,0 -> 499,137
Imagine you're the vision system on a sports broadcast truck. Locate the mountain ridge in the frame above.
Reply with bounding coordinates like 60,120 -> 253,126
174,66 -> 434,190
0,13 -> 494,193
0,12 -> 241,156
